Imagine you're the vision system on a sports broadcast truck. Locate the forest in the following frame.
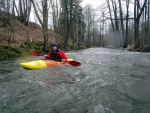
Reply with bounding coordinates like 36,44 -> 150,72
0,0 -> 150,58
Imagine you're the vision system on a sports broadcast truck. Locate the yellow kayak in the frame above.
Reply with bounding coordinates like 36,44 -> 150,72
20,58 -> 73,70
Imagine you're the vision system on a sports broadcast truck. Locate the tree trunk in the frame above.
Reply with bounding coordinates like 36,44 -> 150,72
134,0 -> 148,48
31,0 -> 49,51
126,0 -> 130,48
42,0 -> 49,50
63,0 -> 69,49
106,0 -> 115,31
111,0 -> 121,48
118,0 -> 126,48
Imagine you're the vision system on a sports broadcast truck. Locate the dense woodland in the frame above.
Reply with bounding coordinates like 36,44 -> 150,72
0,0 -> 150,53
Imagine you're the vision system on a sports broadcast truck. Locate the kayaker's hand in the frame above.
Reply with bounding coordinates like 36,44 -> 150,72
44,55 -> 48,57
62,59 -> 67,62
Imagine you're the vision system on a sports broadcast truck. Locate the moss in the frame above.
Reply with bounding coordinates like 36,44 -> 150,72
0,46 -> 22,59
24,40 -> 41,50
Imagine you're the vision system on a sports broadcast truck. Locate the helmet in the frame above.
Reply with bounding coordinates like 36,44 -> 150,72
51,43 -> 58,47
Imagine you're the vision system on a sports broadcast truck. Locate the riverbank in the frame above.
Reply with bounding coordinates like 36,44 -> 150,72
127,45 -> 150,52
1,44 -> 150,59
0,42 -> 87,59
0,46 -> 31,59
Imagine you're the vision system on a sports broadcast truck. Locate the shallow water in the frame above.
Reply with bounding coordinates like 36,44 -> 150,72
0,48 -> 150,113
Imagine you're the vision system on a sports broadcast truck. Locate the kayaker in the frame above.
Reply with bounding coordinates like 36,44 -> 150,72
44,43 -> 68,62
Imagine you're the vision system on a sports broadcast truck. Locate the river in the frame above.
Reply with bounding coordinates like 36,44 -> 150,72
0,48 -> 150,113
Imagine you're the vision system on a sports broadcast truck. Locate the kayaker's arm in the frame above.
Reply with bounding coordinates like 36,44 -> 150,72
58,51 -> 68,62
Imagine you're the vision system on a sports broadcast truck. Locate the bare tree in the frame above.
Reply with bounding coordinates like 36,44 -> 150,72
57,0 -> 84,49
106,0 -> 115,31
134,0 -> 148,48
51,0 -> 59,33
142,0 -> 150,45
125,0 -> 130,48
118,0 -> 126,47
16,0 -> 31,24
31,0 -> 49,50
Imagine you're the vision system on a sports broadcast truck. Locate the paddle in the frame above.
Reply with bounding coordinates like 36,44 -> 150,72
32,50 -> 41,56
32,50 -> 81,67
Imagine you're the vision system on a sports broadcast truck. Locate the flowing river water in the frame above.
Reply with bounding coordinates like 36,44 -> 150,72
0,48 -> 150,113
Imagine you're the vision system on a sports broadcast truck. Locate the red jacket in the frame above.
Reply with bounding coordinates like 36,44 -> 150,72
45,50 -> 67,61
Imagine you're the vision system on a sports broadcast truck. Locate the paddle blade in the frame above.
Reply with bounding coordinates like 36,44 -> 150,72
32,51 -> 41,56
68,61 -> 81,66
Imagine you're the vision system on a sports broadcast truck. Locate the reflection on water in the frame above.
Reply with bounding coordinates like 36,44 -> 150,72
0,48 -> 150,113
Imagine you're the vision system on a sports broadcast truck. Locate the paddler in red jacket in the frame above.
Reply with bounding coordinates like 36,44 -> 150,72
44,43 -> 68,62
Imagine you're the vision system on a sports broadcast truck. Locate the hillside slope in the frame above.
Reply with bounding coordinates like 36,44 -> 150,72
0,19 -> 60,48
0,19 -> 63,58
